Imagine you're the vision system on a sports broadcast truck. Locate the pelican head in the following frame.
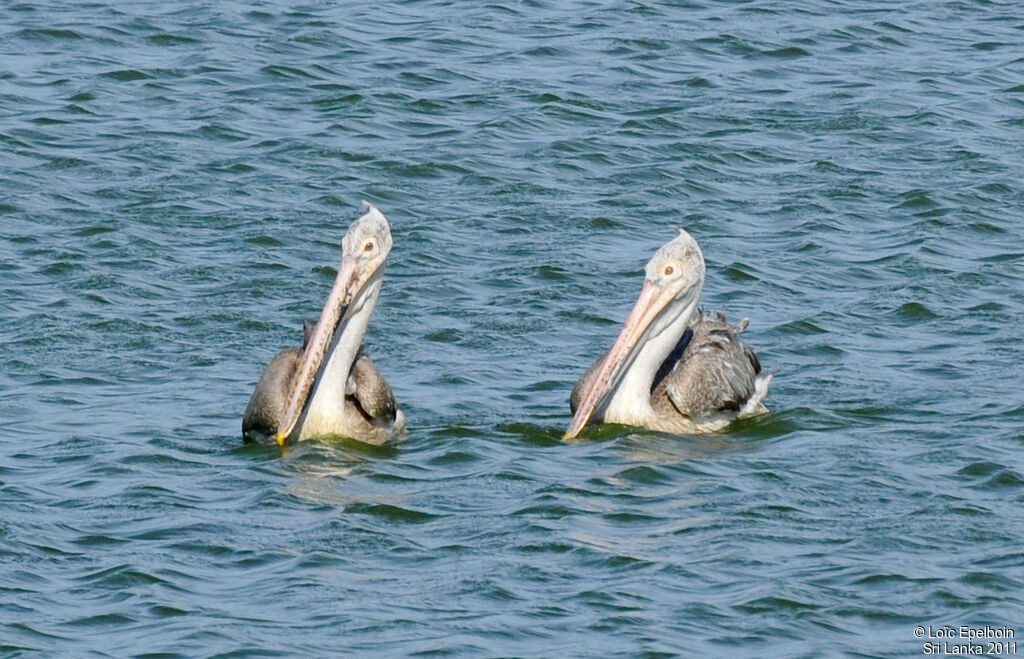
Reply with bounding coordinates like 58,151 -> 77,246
275,202 -> 393,446
564,229 -> 705,440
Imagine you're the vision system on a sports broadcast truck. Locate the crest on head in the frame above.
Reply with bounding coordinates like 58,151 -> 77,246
644,228 -> 705,286
342,201 -> 393,261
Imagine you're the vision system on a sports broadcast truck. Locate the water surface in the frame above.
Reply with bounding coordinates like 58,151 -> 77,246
2,1 -> 1023,656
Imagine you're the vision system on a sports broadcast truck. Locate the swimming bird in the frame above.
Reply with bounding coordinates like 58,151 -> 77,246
564,229 -> 771,440
243,203 -> 405,446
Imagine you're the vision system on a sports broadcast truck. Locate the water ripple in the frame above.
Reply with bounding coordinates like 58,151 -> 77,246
2,0 -> 1024,655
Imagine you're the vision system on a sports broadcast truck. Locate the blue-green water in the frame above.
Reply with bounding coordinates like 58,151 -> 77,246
3,1 -> 1023,656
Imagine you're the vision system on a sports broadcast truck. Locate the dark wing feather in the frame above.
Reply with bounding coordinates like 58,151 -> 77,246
653,311 -> 762,419
570,350 -> 607,415
346,347 -> 399,424
651,327 -> 693,394
242,346 -> 302,442
302,320 -> 316,348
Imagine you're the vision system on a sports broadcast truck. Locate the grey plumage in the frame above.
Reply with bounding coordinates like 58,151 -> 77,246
569,360 -> 595,417
651,311 -> 762,419
346,346 -> 400,423
243,346 -> 303,443
242,324 -> 402,444
570,310 -> 767,427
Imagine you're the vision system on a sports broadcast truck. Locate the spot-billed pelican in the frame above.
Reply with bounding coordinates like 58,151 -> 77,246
243,203 -> 405,446
565,229 -> 770,440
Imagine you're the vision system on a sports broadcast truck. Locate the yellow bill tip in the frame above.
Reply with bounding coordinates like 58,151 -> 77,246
562,425 -> 586,441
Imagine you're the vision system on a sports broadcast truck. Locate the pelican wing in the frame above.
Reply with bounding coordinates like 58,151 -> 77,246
346,347 -> 399,424
653,312 -> 765,420
569,350 -> 607,415
242,346 -> 302,443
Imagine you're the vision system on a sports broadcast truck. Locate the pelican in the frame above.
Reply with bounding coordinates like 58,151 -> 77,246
242,202 -> 405,446
564,229 -> 771,440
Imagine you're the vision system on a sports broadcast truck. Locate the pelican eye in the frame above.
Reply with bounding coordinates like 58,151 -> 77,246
363,240 -> 374,252
663,265 -> 675,277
